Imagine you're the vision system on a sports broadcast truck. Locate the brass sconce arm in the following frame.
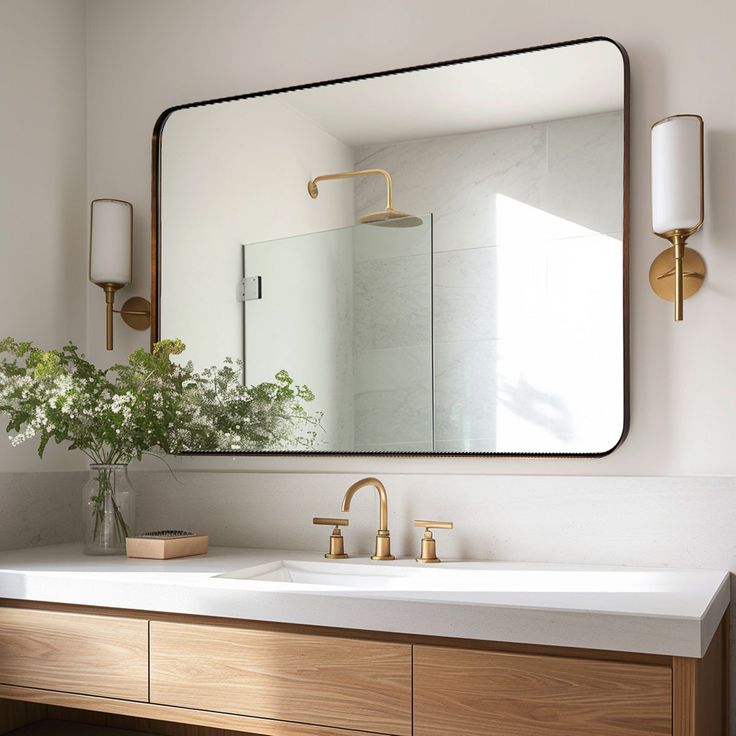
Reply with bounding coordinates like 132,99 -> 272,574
672,233 -> 686,321
96,285 -> 152,351
650,230 -> 705,321
101,284 -> 123,352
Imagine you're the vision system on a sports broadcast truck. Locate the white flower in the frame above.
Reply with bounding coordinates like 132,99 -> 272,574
9,424 -> 37,446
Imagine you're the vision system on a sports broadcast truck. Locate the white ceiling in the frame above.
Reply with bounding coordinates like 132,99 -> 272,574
283,40 -> 624,146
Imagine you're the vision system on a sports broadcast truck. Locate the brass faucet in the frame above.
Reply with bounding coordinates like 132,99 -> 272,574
341,477 -> 394,560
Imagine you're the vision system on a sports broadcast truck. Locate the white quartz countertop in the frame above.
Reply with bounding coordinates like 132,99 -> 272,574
0,543 -> 728,658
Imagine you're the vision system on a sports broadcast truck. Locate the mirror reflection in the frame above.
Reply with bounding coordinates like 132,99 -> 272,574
158,38 -> 627,455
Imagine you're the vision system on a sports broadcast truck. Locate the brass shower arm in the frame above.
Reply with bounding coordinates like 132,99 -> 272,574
307,169 -> 394,210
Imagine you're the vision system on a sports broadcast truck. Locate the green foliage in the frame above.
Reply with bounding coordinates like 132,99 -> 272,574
0,337 -> 321,464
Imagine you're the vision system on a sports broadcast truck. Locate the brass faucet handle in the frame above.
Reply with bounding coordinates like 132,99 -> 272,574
414,520 -> 453,564
313,518 -> 349,559
313,517 -> 349,527
414,520 -> 453,530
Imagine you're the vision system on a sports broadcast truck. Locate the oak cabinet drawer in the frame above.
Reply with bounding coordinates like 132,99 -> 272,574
149,621 -> 412,736
0,607 -> 148,701
414,645 -> 672,736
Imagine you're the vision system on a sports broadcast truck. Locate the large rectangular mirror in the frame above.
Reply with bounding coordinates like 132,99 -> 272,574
154,37 -> 629,456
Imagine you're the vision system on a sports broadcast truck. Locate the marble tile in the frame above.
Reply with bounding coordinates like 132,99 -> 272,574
545,111 -> 624,236
489,231 -> 623,453
355,123 -> 547,253
0,472 -> 84,552
433,339 -> 499,445
433,246 -> 498,343
353,346 -> 433,447
432,230 -> 622,452
353,440 -> 434,453
355,112 -> 623,256
354,252 -> 431,351
434,437 -> 498,453
351,112 -> 623,452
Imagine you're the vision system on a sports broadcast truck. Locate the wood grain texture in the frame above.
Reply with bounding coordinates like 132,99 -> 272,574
673,611 -> 729,736
150,620 -> 411,736
0,685 -> 384,736
0,607 -> 148,702
125,535 -> 208,560
0,698 -> 46,735
414,645 -> 672,736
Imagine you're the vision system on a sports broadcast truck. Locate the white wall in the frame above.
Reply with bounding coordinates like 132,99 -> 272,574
135,471 -> 736,571
86,0 -> 736,476
0,0 -> 87,472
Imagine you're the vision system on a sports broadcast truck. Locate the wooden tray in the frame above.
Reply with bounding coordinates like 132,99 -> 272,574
125,534 -> 208,560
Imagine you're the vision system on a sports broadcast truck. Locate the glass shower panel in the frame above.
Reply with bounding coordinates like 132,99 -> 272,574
243,216 -> 433,453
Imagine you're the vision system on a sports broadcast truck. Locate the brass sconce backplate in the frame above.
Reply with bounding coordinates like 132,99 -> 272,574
119,297 -> 152,331
649,247 -> 706,302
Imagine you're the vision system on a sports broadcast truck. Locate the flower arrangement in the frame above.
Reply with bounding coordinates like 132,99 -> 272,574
0,337 -> 320,552
0,337 -> 320,459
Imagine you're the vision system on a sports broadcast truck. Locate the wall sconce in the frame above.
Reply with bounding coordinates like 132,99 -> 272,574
89,199 -> 151,350
649,114 -> 705,321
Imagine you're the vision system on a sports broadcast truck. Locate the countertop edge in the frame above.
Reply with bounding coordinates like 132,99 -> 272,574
0,573 -> 729,659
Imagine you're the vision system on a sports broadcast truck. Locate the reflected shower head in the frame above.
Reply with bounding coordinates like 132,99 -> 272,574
358,208 -> 424,228
307,168 -> 423,228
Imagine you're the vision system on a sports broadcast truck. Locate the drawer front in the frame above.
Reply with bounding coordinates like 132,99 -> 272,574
0,607 -> 148,701
414,645 -> 672,736
150,621 -> 412,736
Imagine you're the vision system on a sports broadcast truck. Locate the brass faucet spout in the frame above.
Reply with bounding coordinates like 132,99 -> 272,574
342,477 -> 388,531
341,477 -> 394,560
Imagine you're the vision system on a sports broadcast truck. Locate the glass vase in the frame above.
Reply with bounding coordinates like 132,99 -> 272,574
83,464 -> 135,555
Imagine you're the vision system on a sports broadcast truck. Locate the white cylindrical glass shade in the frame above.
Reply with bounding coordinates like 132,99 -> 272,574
89,199 -> 132,285
651,115 -> 703,235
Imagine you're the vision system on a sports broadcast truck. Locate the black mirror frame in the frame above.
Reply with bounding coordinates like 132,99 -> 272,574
150,36 -> 629,459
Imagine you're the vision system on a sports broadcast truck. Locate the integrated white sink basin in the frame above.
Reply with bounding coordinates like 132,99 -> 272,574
219,560 -> 446,589
216,559 -> 680,593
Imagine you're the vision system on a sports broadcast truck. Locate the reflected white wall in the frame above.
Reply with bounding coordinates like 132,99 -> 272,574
160,99 -> 355,372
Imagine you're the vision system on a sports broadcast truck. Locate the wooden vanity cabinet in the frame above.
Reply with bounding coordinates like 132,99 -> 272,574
413,616 -> 729,736
149,620 -> 412,736
0,607 -> 148,701
414,646 -> 673,736
0,602 -> 729,736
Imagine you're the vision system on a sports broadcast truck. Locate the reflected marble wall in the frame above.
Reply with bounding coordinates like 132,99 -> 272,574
354,111 -> 623,452
352,223 -> 433,451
